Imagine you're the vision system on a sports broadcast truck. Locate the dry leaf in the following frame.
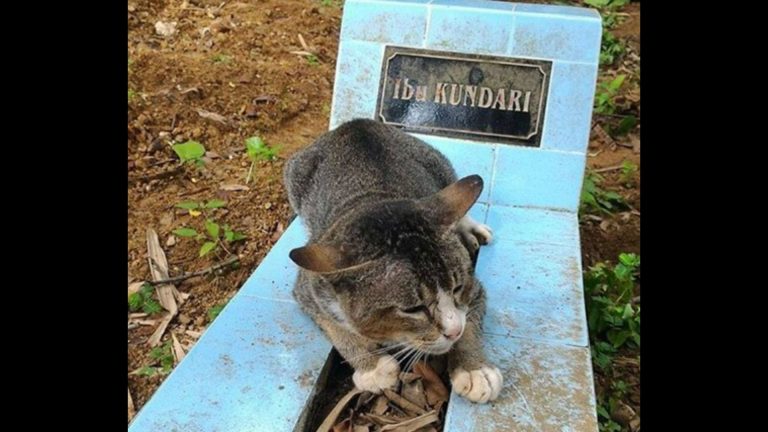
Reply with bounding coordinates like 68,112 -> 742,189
166,235 -> 177,247
372,394 -> 389,415
353,425 -> 370,432
383,389 -> 426,416
171,332 -> 186,364
413,362 -> 448,407
317,388 -> 363,432
401,379 -> 428,410
380,411 -> 438,432
146,228 -> 178,346
155,21 -> 177,37
196,108 -> 229,125
220,184 -> 250,191
333,417 -> 352,432
128,387 -> 136,422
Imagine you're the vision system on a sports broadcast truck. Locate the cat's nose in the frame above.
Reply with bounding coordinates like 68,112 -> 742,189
443,325 -> 462,341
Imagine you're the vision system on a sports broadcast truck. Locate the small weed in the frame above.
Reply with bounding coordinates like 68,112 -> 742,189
172,141 -> 207,167
244,137 -> 280,184
173,200 -> 247,258
594,74 -> 626,115
600,31 -> 625,66
128,284 -> 163,315
580,170 -> 626,215
611,115 -> 637,137
208,301 -> 228,322
585,253 -> 641,355
128,88 -> 137,102
320,0 -> 343,7
212,53 -> 232,64
306,54 -> 320,66
619,161 -> 638,187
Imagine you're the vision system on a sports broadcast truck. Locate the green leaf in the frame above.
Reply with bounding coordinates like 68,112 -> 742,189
205,220 -> 220,239
143,299 -> 162,315
619,253 -> 640,267
172,141 -> 206,162
608,74 -> 626,91
199,241 -> 217,257
135,366 -> 159,377
225,229 -> 246,242
128,293 -> 142,311
173,228 -> 198,238
596,404 -> 611,419
245,136 -> 266,158
607,330 -> 630,348
204,199 -> 227,209
614,115 -> 637,136
175,201 -> 200,210
208,303 -> 227,322
622,303 -> 634,320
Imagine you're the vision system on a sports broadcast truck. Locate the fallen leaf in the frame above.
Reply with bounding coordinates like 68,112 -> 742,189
413,362 -> 448,407
128,388 -> 135,422
332,418 -> 352,432
401,379 -> 428,410
189,209 -> 202,217
166,235 -> 177,247
317,388 -> 363,432
372,394 -> 389,415
380,410 -> 438,432
220,184 -> 250,191
171,332 -> 186,364
155,21 -> 177,37
196,109 -> 229,125
383,389 -> 426,416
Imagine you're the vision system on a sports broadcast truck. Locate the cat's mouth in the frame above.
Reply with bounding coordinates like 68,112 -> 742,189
420,338 -> 455,355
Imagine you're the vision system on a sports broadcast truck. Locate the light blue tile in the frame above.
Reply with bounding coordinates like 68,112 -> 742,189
477,237 -> 588,346
516,3 -> 601,20
412,133 -> 496,203
485,205 -> 579,247
425,2 -> 514,55
540,62 -> 599,153
444,336 -> 598,431
330,41 -> 384,127
430,0 -> 516,12
490,145 -> 586,211
340,0 -> 430,46
239,222 -> 307,301
129,297 -> 331,432
509,10 -> 602,63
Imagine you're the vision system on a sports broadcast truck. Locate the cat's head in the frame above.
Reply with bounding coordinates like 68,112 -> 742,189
289,175 -> 484,355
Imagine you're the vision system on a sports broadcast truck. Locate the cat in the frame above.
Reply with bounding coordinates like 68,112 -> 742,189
283,119 -> 502,403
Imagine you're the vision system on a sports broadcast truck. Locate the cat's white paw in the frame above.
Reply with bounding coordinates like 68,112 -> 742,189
456,216 -> 493,250
352,355 -> 400,394
450,365 -> 503,403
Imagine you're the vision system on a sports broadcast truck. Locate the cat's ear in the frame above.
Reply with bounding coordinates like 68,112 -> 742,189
289,244 -> 349,273
419,175 -> 484,226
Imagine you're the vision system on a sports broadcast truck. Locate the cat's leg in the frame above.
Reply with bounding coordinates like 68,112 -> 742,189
315,317 -> 400,394
447,281 -> 503,403
455,215 -> 493,252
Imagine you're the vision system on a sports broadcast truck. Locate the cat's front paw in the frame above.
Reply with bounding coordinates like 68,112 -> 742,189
352,355 -> 400,394
450,365 -> 503,403
456,216 -> 493,251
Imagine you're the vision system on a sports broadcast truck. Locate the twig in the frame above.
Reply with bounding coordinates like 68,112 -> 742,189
129,166 -> 183,184
382,389 -> 426,415
594,164 -> 624,173
147,256 -> 239,286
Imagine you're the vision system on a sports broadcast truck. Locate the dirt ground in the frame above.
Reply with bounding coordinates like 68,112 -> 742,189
128,0 -> 640,428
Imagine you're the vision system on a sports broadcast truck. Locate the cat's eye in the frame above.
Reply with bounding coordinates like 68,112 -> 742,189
401,305 -> 428,315
453,285 -> 464,294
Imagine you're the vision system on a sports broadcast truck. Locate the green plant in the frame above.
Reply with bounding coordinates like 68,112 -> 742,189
599,31 -> 625,66
128,88 -> 137,102
585,253 -> 641,353
172,141 -> 207,167
135,341 -> 175,377
208,301 -> 228,322
128,284 -> 163,315
307,54 -> 320,66
320,0 -> 343,7
173,199 -> 246,258
244,137 -> 280,184
619,161 -> 638,187
611,115 -> 637,136
584,0 -> 629,9
594,74 -> 626,115
580,170 -> 626,215
212,53 -> 232,64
